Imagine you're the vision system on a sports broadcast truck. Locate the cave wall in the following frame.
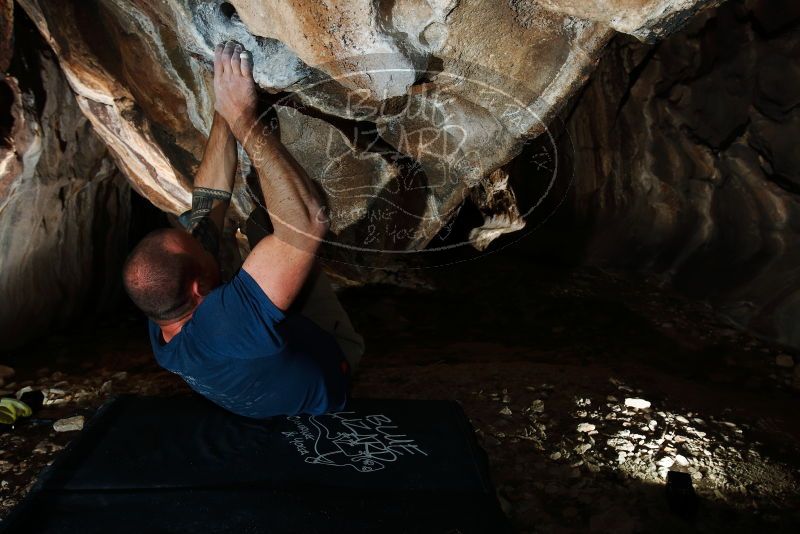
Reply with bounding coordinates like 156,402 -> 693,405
0,9 -> 130,349
11,0 -> 716,262
565,0 -> 800,346
7,0 -> 797,349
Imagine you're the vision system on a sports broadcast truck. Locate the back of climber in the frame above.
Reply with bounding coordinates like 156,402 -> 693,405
122,41 -> 363,418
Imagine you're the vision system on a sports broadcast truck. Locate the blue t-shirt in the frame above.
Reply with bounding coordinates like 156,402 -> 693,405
148,268 -> 349,418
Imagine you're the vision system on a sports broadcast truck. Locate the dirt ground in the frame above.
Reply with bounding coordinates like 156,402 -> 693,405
1,251 -> 799,533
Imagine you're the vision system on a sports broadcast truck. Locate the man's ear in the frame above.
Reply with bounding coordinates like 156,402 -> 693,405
190,279 -> 206,301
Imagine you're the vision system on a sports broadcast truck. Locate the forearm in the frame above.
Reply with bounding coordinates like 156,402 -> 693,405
187,111 -> 237,257
234,117 -> 328,248
196,111 -> 237,193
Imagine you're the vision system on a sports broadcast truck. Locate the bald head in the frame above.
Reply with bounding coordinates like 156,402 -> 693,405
123,229 -> 219,322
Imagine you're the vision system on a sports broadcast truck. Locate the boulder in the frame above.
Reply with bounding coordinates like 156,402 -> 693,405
12,0 -> 792,348
13,0 -> 711,260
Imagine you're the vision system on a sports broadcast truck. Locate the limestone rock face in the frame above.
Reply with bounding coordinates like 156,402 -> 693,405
565,0 -> 800,347
13,0 -> 710,262
529,0 -> 722,41
0,34 -> 130,347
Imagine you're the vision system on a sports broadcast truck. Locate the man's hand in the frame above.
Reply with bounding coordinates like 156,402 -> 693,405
213,40 -> 258,137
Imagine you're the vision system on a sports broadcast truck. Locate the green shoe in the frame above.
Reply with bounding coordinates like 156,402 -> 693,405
0,406 -> 13,425
0,397 -> 33,425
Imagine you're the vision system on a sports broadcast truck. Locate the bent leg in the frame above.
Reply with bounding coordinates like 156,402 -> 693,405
294,268 -> 365,373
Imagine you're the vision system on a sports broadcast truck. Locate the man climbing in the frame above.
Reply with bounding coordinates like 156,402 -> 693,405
122,41 -> 363,418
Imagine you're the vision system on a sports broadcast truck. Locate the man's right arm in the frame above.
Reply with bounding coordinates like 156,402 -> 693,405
236,123 -> 329,312
214,42 -> 328,312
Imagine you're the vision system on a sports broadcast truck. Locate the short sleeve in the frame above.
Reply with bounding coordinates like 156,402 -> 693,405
235,268 -> 285,323
184,269 -> 287,359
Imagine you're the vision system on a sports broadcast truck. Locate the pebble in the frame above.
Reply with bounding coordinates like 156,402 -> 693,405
575,443 -> 592,455
549,452 -> 562,461
775,354 -> 794,368
624,398 -> 651,409
531,400 -> 545,413
499,406 -> 512,416
53,416 -> 84,433
33,441 -> 63,454
675,454 -> 690,467
608,438 -> 635,452
577,422 -> 596,433
656,457 -> 674,468
112,371 -> 128,381
0,366 -> 14,380
14,386 -> 33,399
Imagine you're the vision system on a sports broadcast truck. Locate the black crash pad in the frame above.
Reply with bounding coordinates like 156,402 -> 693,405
1,395 -> 510,533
